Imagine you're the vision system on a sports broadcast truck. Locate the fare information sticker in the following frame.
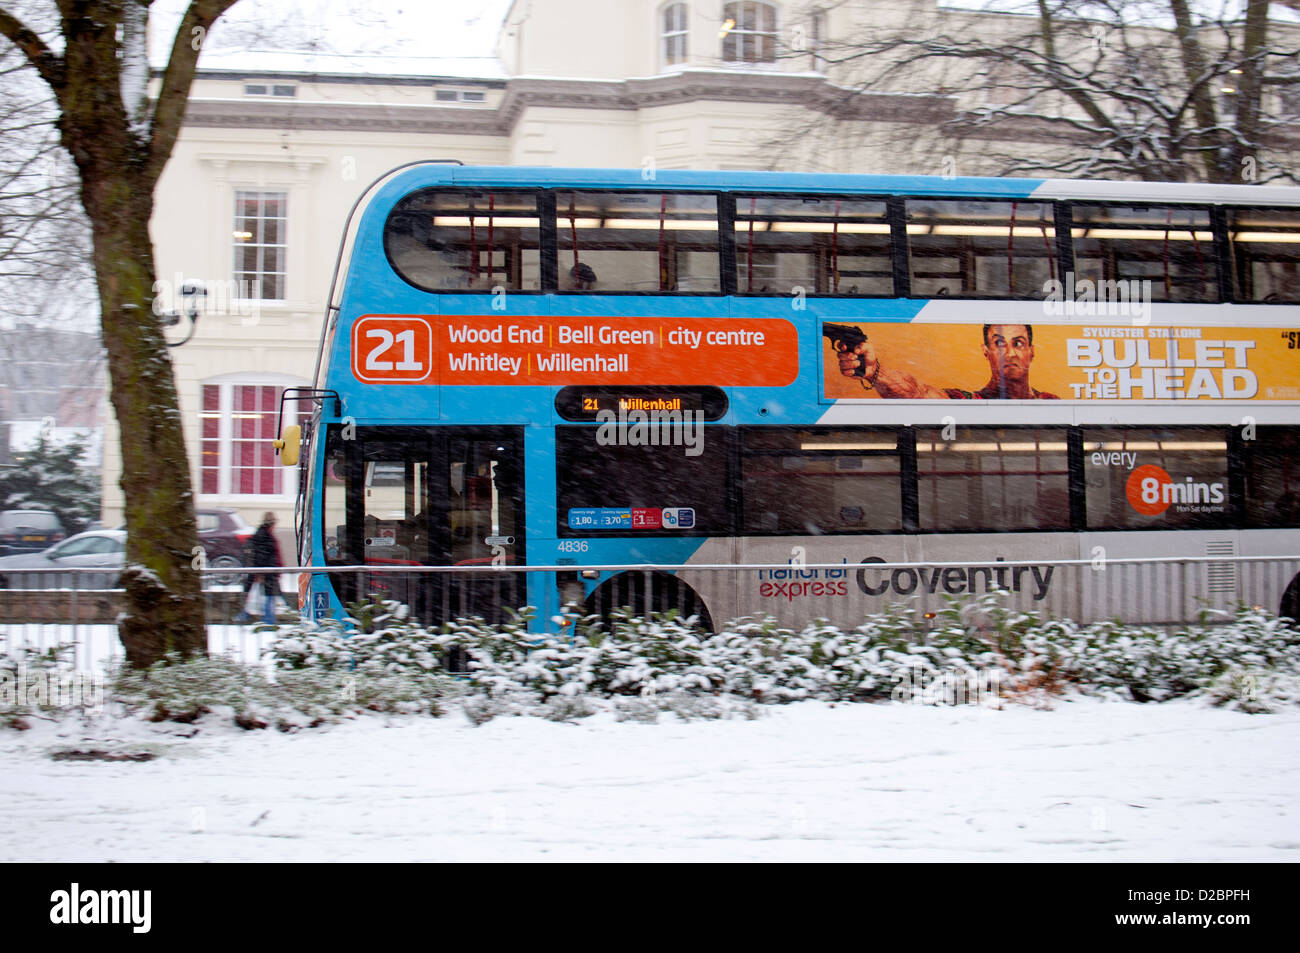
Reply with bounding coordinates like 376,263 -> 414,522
351,315 -> 798,387
567,507 -> 695,531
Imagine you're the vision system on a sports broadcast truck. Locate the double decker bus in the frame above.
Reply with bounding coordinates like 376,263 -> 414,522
284,162 -> 1300,630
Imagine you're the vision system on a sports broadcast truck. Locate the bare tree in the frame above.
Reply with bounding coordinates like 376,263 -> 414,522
0,2 -> 92,320
772,0 -> 1300,183
0,0 -> 243,667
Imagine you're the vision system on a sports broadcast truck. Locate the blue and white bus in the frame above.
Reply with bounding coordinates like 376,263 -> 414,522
283,163 -> 1300,630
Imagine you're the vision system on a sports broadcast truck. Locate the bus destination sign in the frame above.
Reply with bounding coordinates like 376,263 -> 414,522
555,386 -> 728,421
351,315 -> 798,387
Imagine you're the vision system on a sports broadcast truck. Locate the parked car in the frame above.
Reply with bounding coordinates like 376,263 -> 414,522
196,507 -> 256,585
0,529 -> 124,589
0,510 -> 66,556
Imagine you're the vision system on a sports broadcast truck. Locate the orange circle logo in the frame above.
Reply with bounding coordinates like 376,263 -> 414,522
1126,465 -> 1172,515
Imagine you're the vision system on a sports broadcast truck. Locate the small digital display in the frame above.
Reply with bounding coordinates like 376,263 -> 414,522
555,386 -> 727,421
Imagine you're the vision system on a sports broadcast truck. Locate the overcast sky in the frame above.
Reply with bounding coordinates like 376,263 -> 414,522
141,0 -> 1298,67
148,0 -> 514,65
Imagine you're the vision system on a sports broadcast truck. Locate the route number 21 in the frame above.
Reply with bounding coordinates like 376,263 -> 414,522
351,316 -> 433,384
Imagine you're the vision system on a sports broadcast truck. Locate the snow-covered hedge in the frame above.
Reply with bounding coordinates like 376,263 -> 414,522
256,592 -> 1300,718
8,592 -> 1298,731
110,648 -> 462,730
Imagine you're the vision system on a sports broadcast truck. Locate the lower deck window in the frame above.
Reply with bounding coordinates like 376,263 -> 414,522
556,426 -> 729,534
742,428 -> 901,533
916,427 -> 1070,532
1242,428 -> 1300,527
1083,427 -> 1230,529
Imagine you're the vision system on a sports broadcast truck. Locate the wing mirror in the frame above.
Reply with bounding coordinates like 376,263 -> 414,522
274,424 -> 301,467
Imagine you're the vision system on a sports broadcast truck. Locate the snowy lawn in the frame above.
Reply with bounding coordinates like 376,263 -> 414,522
0,696 -> 1296,862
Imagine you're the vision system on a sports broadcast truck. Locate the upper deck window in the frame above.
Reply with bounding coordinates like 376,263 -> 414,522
385,189 -> 542,292
734,195 -> 891,295
1228,207 -> 1300,303
1071,204 -> 1219,303
906,199 -> 1057,299
554,191 -> 720,293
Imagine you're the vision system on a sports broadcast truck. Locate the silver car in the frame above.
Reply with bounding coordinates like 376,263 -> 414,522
0,529 -> 125,590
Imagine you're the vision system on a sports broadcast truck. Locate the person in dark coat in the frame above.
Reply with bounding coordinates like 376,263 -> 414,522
235,512 -> 283,623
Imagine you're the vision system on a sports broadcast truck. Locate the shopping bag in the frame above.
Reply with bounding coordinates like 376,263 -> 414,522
243,581 -> 263,616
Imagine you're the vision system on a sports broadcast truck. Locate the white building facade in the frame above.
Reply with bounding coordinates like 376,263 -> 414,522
100,0 -> 1300,547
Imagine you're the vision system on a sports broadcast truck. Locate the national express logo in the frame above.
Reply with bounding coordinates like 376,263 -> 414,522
757,557 -> 1055,601
1125,464 -> 1226,516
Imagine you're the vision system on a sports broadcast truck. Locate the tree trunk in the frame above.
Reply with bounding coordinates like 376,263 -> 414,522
83,175 -> 206,667
52,5 -> 208,668
1,1 -> 243,668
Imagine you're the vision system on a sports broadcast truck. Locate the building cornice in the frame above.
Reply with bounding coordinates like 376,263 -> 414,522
186,69 -> 506,88
183,99 -> 509,135
182,70 -> 961,136
171,70 -> 1300,159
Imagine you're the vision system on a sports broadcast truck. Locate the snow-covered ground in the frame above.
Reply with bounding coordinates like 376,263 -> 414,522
1,697 -> 1296,862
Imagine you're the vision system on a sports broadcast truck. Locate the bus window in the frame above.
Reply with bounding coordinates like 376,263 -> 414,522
1228,208 -> 1300,303
915,427 -> 1070,532
733,195 -> 891,295
555,426 -> 729,534
362,456 -> 430,566
553,191 -> 720,292
906,199 -> 1057,298
446,437 -> 521,566
1083,427 -> 1229,529
1242,428 -> 1300,527
384,189 -> 541,292
323,440 -> 348,564
741,428 -> 901,533
1071,204 -> 1219,303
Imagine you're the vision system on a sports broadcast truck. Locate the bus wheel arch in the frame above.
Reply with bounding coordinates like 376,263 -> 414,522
581,570 -> 714,633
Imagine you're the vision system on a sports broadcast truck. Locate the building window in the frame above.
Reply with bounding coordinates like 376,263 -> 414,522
807,7 -> 826,70
201,381 -> 309,497
233,191 -> 287,300
243,83 -> 296,97
662,3 -> 688,67
435,88 -> 488,103
721,1 -> 777,64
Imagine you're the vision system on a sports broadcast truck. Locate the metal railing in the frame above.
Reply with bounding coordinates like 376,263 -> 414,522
0,568 -> 294,673
2,555 -> 1299,673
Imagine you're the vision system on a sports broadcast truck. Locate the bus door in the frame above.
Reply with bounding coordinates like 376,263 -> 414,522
358,435 -> 434,616
328,426 -> 525,625
435,428 -> 526,624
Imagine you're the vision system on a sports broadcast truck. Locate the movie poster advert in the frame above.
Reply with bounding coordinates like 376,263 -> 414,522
822,321 -> 1300,401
